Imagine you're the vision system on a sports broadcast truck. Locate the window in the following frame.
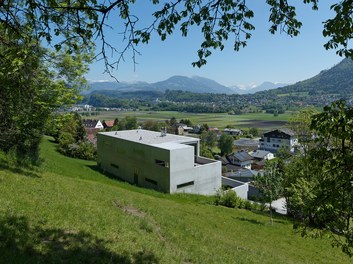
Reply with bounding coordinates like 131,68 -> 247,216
177,181 -> 194,189
145,178 -> 157,185
111,163 -> 119,169
155,159 -> 169,168
266,137 -> 270,142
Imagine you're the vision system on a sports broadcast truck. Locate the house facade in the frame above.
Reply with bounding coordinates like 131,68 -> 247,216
83,119 -> 104,130
223,128 -> 242,136
259,128 -> 297,153
226,150 -> 254,169
249,150 -> 274,161
97,129 -> 221,195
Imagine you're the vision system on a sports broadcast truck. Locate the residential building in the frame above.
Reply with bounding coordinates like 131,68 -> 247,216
249,150 -> 274,161
223,128 -> 242,136
259,128 -> 298,153
97,129 -> 221,195
83,119 -> 104,130
226,150 -> 254,169
103,120 -> 115,130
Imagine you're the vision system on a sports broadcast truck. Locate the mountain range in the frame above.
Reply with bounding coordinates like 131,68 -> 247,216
86,76 -> 288,95
87,58 -> 353,97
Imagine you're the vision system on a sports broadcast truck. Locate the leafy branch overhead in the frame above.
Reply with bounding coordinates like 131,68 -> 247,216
0,0 -> 351,75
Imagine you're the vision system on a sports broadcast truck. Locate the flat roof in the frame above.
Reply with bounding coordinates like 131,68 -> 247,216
98,129 -> 199,149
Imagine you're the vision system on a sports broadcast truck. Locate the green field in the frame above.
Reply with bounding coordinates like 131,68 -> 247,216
0,137 -> 350,263
93,110 -> 293,130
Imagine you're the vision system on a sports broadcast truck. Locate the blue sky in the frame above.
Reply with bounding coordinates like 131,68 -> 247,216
86,1 -> 341,87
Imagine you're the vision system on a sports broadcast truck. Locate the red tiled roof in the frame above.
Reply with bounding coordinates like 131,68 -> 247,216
104,120 -> 115,127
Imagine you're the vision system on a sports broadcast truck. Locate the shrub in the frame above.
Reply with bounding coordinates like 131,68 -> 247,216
215,190 -> 241,208
215,190 -> 258,211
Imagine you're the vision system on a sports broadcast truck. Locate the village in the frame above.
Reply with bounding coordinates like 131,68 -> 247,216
80,115 -> 297,212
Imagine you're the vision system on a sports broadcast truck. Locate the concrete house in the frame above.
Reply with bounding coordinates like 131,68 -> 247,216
259,128 -> 298,153
97,129 -> 221,195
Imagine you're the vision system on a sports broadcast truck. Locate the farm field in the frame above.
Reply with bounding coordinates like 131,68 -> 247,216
93,110 -> 293,130
0,137 -> 350,263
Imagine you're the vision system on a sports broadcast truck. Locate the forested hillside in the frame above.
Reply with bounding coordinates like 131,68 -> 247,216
271,58 -> 353,96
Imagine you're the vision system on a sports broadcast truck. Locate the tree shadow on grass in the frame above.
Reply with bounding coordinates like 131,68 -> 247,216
249,209 -> 288,225
0,157 -> 40,178
231,216 -> 265,225
0,213 -> 159,264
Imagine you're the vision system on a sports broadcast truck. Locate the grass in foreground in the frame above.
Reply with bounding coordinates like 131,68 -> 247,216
0,137 -> 350,263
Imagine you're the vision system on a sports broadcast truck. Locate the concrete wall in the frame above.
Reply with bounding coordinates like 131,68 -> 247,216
169,147 -> 221,195
98,133 -> 221,195
248,184 -> 261,200
97,134 -> 171,192
221,177 -> 248,199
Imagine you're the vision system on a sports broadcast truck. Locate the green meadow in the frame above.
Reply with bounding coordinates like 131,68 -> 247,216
0,137 -> 350,263
94,111 -> 292,130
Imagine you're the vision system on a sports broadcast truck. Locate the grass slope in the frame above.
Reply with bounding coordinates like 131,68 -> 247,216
0,137 -> 350,263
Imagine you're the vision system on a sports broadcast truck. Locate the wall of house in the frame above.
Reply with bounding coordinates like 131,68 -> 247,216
169,149 -> 221,195
260,137 -> 294,152
97,134 -> 171,192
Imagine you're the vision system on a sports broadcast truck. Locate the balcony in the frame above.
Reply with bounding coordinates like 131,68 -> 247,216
194,156 -> 218,166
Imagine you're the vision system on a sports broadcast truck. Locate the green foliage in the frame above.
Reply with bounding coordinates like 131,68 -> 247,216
116,116 -> 138,130
254,160 -> 283,224
1,0 -> 352,72
200,144 -> 214,159
56,114 -> 96,161
214,189 -> 242,208
200,131 -> 217,149
142,120 -> 164,132
248,127 -> 259,137
218,134 -> 234,156
283,100 -> 353,256
0,28 -> 89,165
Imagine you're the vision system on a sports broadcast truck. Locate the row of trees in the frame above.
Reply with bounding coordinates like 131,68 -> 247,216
255,101 -> 353,256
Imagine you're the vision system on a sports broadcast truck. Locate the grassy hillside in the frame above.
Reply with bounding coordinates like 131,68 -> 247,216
0,137 -> 350,263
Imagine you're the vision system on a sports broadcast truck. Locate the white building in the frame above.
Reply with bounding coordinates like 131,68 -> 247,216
249,150 -> 274,161
223,128 -> 242,136
97,129 -> 221,195
259,128 -> 298,153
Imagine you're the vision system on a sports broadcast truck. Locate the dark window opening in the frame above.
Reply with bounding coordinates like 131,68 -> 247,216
111,163 -> 119,169
145,178 -> 157,185
177,181 -> 194,189
155,159 -> 169,168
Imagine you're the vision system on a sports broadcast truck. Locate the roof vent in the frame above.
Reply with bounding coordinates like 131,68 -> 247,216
139,136 -> 142,141
161,127 -> 167,137
115,132 -> 118,135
